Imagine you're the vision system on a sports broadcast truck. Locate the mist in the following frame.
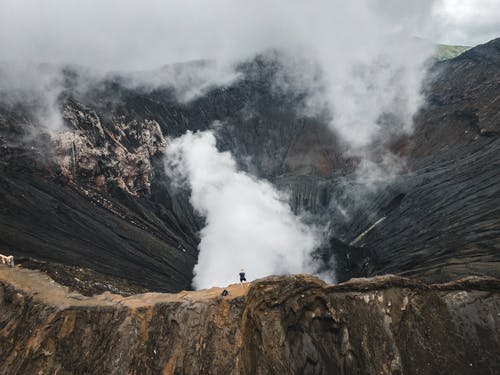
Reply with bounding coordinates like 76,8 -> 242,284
164,130 -> 324,289
0,63 -> 66,131
1,0 -> 489,69
0,1 -> 483,144
0,1 -> 445,146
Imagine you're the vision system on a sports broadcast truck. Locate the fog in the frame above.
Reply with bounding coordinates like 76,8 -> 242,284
433,0 -> 500,45
0,1 -> 447,143
0,1 -> 494,145
1,0 -> 496,69
1,1 -> 443,143
164,130 -> 324,289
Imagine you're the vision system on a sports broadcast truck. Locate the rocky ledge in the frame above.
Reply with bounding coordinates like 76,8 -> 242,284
1,265 -> 499,375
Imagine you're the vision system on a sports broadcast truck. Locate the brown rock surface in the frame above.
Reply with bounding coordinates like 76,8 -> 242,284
1,265 -> 498,375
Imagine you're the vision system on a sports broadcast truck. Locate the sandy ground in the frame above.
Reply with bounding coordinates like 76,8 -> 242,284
0,264 -> 251,308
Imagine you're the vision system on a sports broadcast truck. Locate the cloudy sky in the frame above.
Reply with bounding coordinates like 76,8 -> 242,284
434,0 -> 500,45
0,0 -> 498,70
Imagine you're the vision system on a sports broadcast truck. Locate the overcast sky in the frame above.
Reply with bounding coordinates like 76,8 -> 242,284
0,0 -> 498,70
434,0 -> 500,45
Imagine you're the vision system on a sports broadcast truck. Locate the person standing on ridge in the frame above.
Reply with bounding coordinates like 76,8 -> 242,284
239,269 -> 246,283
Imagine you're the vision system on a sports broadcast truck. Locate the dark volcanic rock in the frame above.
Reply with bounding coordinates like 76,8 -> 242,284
329,137 -> 500,282
330,39 -> 500,282
0,39 -> 500,292
0,139 -> 198,292
15,257 -> 151,296
0,54 -> 344,292
413,38 -> 500,156
0,267 -> 499,374
290,38 -> 500,283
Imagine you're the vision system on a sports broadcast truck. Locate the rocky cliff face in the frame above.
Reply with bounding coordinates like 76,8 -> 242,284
1,266 -> 499,375
54,100 -> 167,196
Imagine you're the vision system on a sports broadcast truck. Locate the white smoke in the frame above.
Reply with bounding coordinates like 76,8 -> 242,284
0,62 -> 66,131
251,2 -> 438,150
164,130 -> 323,289
354,153 -> 407,190
124,61 -> 241,103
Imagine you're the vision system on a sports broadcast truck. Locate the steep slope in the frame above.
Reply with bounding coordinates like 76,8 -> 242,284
0,118 -> 198,292
1,266 -> 498,374
329,38 -> 500,282
275,38 -> 500,283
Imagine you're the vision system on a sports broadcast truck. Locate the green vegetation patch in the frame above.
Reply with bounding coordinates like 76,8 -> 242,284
435,44 -> 470,61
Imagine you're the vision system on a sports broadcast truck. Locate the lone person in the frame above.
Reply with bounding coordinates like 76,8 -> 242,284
239,269 -> 246,283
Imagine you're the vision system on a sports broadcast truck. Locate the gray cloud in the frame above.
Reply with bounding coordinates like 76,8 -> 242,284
0,0 -> 445,141
0,1 -> 496,71
0,0 -> 455,70
433,0 -> 500,45
0,0 -> 289,70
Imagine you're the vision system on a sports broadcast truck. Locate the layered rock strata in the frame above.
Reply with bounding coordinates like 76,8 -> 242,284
1,266 -> 498,375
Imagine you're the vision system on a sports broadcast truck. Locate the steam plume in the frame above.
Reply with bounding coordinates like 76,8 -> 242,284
164,130 -> 323,289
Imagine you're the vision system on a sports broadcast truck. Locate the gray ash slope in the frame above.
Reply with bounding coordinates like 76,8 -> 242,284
329,39 -> 500,282
1,39 -> 499,292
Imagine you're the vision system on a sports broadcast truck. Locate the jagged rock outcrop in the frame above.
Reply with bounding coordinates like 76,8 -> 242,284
54,100 -> 167,196
1,266 -> 499,374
